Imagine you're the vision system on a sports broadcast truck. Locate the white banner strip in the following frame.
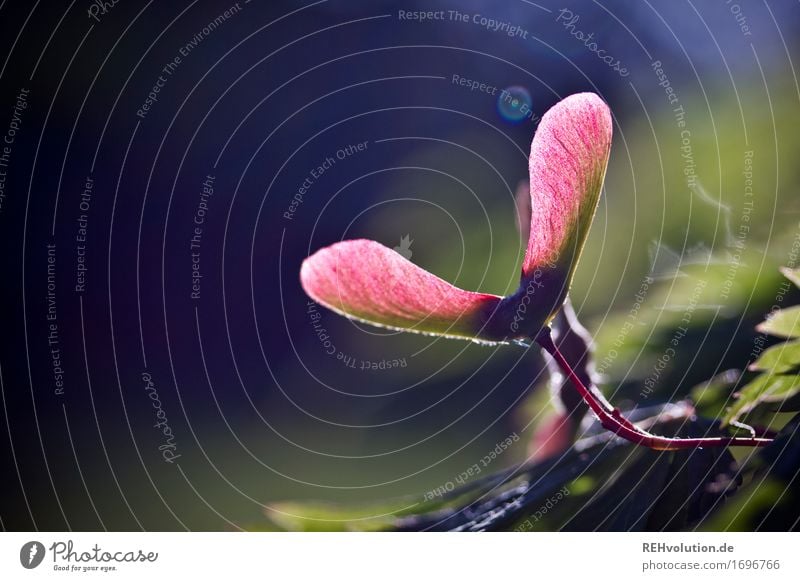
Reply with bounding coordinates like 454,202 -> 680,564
1,532 -> 798,580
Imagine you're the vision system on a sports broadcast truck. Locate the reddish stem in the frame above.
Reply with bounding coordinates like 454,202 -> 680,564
534,328 -> 773,451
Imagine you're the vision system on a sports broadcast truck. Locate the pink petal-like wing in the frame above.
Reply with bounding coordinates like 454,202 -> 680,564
300,240 -> 503,342
515,179 -> 531,244
523,93 -> 612,280
299,94 -> 613,343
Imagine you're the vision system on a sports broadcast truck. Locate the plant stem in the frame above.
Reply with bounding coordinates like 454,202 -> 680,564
534,327 -> 773,450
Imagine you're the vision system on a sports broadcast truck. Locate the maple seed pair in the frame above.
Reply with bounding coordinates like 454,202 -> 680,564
300,92 -> 772,451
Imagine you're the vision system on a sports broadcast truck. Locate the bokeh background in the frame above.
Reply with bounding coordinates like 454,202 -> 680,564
0,0 -> 798,530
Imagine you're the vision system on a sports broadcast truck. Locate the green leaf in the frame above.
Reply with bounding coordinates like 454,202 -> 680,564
701,412 -> 800,531
780,266 -> 800,288
723,373 -> 800,426
690,369 -> 740,411
263,499 -> 421,532
262,472 -> 506,531
750,339 -> 800,373
756,305 -> 800,338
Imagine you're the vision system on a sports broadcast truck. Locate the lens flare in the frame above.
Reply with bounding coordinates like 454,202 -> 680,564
497,86 -> 533,123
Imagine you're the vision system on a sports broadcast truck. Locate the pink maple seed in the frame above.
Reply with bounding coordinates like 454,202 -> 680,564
494,93 -> 614,339
300,239 -> 503,342
299,92 -> 774,451
535,328 -> 772,450
524,93 -> 612,278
